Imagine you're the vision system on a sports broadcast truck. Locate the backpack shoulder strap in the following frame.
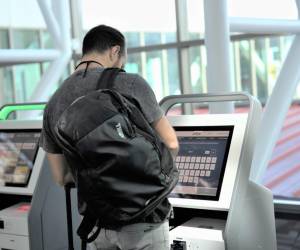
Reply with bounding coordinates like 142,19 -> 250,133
96,67 -> 125,90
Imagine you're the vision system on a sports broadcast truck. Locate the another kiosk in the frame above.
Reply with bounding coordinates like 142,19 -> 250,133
160,93 -> 277,250
0,105 -> 80,250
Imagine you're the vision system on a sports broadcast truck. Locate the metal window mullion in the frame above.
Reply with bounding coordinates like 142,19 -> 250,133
38,29 -> 44,75
250,39 -> 258,97
69,0 -> 83,54
234,41 -> 242,92
161,33 -> 169,97
8,27 -> 17,104
200,46 -> 208,93
140,32 -> 147,79
175,0 -> 193,114
265,37 -> 271,96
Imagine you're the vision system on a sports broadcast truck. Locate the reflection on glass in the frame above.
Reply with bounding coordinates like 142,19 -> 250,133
11,30 -> 42,102
0,30 -> 14,106
12,30 -> 39,49
0,29 -> 9,48
189,46 -> 206,94
238,40 -> 253,94
125,49 -> 180,101
0,131 -> 40,187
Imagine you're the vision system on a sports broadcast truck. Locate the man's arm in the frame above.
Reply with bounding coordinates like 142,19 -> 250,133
46,153 -> 74,186
152,115 -> 179,158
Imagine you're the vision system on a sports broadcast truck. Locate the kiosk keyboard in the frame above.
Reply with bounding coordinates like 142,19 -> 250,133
175,156 -> 217,184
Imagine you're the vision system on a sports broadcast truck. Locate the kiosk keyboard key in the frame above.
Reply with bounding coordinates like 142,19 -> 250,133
189,163 -> 195,169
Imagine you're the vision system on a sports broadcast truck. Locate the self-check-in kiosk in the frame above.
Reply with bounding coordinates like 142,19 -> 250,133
160,93 -> 277,250
0,110 -> 80,250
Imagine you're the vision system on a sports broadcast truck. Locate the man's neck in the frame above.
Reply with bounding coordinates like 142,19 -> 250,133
76,54 -> 108,71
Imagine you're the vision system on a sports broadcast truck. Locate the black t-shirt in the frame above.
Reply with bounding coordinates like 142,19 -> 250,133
40,67 -> 171,224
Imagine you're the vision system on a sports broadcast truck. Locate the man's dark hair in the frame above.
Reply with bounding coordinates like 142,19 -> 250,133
82,25 -> 125,56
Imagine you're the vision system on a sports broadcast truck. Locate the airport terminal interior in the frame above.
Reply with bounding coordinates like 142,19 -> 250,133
0,0 -> 300,249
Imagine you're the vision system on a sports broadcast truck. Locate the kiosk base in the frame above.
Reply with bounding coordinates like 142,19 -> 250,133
0,203 -> 30,250
170,217 -> 225,250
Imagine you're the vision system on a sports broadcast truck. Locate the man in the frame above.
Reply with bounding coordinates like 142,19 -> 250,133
40,25 -> 179,250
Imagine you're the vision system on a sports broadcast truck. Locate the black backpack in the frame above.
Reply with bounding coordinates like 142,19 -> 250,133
55,68 -> 178,248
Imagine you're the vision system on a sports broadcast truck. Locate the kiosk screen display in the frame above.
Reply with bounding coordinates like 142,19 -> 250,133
170,126 -> 233,200
0,130 -> 40,187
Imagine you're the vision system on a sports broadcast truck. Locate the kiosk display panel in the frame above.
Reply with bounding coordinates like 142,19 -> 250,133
171,126 -> 233,200
168,114 -> 247,210
0,130 -> 40,187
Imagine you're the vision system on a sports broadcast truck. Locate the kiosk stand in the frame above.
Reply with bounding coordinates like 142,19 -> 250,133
159,93 -> 277,250
0,104 -> 81,250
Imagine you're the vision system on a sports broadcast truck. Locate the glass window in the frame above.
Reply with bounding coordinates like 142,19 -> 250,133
125,53 -> 142,74
144,32 -> 162,46
41,30 -> 53,49
263,102 -> 300,200
41,31 -> 54,73
14,64 -> 41,102
124,32 -> 140,48
0,30 -> 14,106
125,49 -> 180,101
0,68 -> 14,106
0,29 -> 9,48
189,46 -> 207,94
82,0 -> 177,47
237,40 -> 253,94
185,0 -> 205,41
12,30 -> 40,49
12,30 -> 42,102
251,38 -> 268,102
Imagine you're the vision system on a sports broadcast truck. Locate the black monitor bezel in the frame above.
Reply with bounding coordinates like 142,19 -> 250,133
0,129 -> 41,187
170,125 -> 234,201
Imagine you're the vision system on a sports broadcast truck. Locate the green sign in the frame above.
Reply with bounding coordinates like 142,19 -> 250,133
0,104 -> 46,120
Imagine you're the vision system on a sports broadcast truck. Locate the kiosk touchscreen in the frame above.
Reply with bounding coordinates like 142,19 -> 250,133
168,114 -> 247,211
171,126 -> 233,201
0,130 -> 40,187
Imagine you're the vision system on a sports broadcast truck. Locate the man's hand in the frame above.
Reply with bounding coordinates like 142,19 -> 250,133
152,115 -> 179,158
46,153 -> 74,186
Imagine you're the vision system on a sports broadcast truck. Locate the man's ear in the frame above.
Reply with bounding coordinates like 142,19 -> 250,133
111,45 -> 121,57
